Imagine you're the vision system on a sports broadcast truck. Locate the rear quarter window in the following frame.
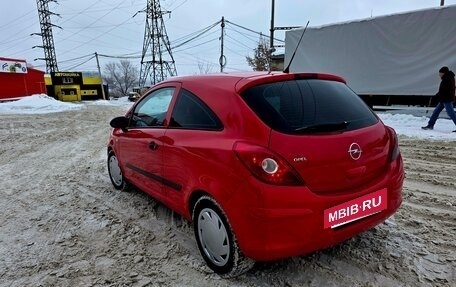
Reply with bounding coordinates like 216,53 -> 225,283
169,89 -> 223,130
241,79 -> 378,134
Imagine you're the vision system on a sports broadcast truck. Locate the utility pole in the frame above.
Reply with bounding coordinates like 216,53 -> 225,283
219,17 -> 226,72
270,0 -> 301,49
270,0 -> 275,51
95,52 -> 106,100
33,0 -> 61,73
139,0 -> 177,87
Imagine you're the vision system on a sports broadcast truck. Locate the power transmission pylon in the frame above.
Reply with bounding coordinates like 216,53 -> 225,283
139,0 -> 177,87
33,0 -> 61,73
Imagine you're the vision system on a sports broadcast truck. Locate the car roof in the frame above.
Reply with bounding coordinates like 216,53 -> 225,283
164,72 -> 346,94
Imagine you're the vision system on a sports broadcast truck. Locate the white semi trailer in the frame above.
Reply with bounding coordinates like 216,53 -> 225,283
285,5 -> 456,106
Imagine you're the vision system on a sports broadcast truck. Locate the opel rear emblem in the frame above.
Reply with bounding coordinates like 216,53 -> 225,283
348,143 -> 362,160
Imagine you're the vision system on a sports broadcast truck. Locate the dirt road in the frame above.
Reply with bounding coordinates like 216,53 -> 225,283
0,104 -> 454,286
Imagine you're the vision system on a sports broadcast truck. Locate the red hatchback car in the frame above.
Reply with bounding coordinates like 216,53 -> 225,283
107,72 -> 404,276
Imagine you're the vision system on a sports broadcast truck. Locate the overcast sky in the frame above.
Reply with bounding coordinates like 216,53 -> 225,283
1,0 -> 455,79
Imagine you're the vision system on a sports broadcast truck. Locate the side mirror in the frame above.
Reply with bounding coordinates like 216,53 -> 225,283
110,116 -> 129,131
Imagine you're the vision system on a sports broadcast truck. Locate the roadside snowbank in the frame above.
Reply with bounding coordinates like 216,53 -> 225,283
0,94 -> 83,114
378,113 -> 455,141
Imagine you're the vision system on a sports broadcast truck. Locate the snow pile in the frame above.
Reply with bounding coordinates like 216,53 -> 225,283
88,96 -> 133,107
379,113 -> 455,140
0,94 -> 83,114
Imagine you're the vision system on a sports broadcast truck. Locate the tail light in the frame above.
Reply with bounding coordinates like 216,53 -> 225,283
386,126 -> 400,162
233,142 -> 304,186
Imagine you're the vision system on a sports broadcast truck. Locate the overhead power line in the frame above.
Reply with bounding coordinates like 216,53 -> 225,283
171,21 -> 221,49
59,53 -> 95,63
64,55 -> 95,70
55,0 -> 124,44
0,9 -> 36,31
98,53 -> 142,59
172,37 -> 220,54
225,20 -> 285,43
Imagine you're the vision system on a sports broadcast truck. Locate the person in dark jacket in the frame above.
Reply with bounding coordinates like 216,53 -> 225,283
422,66 -> 456,132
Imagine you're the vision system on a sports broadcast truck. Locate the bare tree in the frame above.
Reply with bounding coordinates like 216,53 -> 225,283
197,60 -> 215,74
104,60 -> 139,97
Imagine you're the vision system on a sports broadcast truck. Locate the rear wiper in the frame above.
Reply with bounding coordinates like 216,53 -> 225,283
294,121 -> 349,134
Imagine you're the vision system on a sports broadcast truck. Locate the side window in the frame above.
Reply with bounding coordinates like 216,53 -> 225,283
130,87 -> 174,127
169,89 -> 222,130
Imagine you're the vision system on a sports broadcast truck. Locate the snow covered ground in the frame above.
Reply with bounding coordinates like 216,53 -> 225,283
0,94 -> 84,114
85,96 -> 134,107
0,94 -> 454,140
0,96 -> 454,286
379,113 -> 455,141
0,94 -> 133,114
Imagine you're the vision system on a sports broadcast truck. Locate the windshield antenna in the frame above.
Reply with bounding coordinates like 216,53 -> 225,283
283,21 -> 310,73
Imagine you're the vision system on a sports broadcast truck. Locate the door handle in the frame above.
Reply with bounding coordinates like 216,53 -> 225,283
149,141 -> 159,150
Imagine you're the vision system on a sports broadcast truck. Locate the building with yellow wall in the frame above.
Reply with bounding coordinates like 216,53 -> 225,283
45,72 -> 107,101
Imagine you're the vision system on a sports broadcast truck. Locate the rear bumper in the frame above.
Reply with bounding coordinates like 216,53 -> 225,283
228,156 -> 404,261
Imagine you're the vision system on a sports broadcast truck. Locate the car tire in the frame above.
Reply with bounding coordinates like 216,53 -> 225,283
107,151 -> 131,192
193,195 -> 254,277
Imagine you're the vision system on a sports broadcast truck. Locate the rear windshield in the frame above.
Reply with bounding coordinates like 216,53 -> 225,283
241,79 -> 378,134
